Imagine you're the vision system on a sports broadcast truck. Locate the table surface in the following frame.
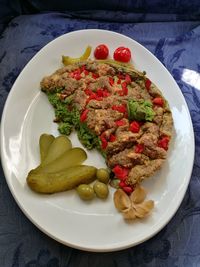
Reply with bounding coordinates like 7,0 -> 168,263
0,12 -> 200,267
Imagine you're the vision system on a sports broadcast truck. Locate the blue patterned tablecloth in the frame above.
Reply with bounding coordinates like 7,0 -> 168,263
0,11 -> 200,267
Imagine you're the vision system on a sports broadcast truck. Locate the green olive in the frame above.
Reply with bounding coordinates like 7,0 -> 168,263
96,168 -> 110,184
93,181 -> 109,199
77,184 -> 95,200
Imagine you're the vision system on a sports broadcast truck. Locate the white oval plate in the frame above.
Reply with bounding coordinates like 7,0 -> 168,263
1,29 -> 194,252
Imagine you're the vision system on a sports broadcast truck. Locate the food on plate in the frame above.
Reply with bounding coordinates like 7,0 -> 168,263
93,181 -> 109,199
77,184 -> 95,200
96,168 -> 110,183
62,46 -> 92,66
94,44 -> 109,59
113,185 -> 154,220
41,59 -> 173,185
39,45 -> 173,220
76,180 -> 109,201
113,46 -> 131,63
27,165 -> 97,193
27,134 -> 111,199
39,134 -> 55,162
40,135 -> 72,166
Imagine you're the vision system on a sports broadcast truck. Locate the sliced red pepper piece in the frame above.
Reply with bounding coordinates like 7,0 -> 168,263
117,78 -> 121,84
84,88 -> 92,95
118,73 -> 125,79
69,72 -> 75,78
117,81 -> 128,96
121,81 -> 128,95
123,88 -> 128,96
89,93 -> 103,101
118,90 -> 124,96
135,144 -> 144,153
96,88 -> 104,97
145,78 -> 151,90
123,186 -> 133,194
119,181 -> 126,188
112,104 -> 127,113
109,134 -> 116,142
74,74 -> 81,80
96,88 -> 110,98
75,68 -> 81,74
80,65 -> 85,72
109,77 -> 114,86
86,91 -> 104,104
125,74 -> 132,84
71,68 -> 82,79
100,132 -> 108,149
158,136 -> 170,150
88,92 -> 97,99
80,109 -> 89,122
73,68 -> 81,74
84,69 -> 89,76
115,119 -> 126,127
103,90 -> 110,97
89,95 -> 102,102
121,81 -> 127,89
130,121 -> 140,133
117,90 -> 124,96
101,138 -> 107,149
86,96 -> 93,104
112,165 -> 129,180
92,73 -> 99,79
153,97 -> 164,106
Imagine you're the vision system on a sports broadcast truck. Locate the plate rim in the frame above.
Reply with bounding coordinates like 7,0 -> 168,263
0,29 -> 195,252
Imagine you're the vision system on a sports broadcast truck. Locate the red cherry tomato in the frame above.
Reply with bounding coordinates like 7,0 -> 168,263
113,46 -> 131,63
94,44 -> 109,59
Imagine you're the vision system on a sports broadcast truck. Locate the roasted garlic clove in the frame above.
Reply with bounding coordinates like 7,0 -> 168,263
130,184 -> 146,204
134,200 -> 154,218
113,189 -> 131,211
123,208 -> 136,220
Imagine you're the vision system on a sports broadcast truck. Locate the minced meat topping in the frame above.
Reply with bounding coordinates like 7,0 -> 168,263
41,60 -> 173,185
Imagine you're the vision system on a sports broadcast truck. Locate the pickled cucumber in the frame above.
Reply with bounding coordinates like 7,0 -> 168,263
32,147 -> 87,174
41,135 -> 72,166
39,134 -> 55,162
62,46 -> 92,66
27,165 -> 97,193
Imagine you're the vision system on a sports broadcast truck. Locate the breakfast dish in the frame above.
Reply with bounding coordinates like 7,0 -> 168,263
40,57 -> 173,219
41,60 -> 173,187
